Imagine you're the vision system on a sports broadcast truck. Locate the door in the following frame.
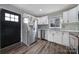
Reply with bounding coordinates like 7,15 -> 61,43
1,9 -> 21,48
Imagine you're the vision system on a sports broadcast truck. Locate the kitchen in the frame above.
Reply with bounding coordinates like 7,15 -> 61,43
0,4 -> 79,54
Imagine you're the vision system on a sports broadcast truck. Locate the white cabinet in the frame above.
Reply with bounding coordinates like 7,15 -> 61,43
38,18 -> 41,24
62,32 -> 69,47
45,30 -> 48,40
63,11 -> 69,23
37,30 -> 41,38
38,16 -> 48,25
54,31 -> 62,45
63,6 -> 78,23
47,30 -> 70,47
62,6 -> 79,32
68,7 -> 78,23
47,30 -> 62,45
70,35 -> 78,49
70,35 -> 75,48
47,30 -> 54,42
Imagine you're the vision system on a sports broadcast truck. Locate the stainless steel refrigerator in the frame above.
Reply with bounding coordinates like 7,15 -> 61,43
22,19 -> 38,46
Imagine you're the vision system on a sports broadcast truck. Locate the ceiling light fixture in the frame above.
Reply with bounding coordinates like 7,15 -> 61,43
40,9 -> 42,11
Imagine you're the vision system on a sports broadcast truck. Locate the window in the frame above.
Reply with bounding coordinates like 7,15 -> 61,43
5,13 -> 10,21
11,18 -> 15,21
15,15 -> 18,19
15,18 -> 19,22
5,13 -> 19,22
5,17 -> 10,21
23,18 -> 29,23
15,15 -> 19,22
49,17 -> 61,28
5,13 -> 10,17
11,14 -> 15,21
11,14 -> 14,18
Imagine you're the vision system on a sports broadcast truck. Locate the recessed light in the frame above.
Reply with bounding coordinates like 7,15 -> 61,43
40,9 -> 42,11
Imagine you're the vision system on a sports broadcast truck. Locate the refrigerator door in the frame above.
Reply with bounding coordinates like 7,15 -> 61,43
27,20 -> 38,45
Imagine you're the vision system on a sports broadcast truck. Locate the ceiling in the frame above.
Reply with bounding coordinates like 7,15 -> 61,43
12,4 -> 77,17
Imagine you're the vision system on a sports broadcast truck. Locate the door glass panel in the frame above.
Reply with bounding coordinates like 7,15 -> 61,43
5,17 -> 10,21
15,15 -> 18,19
5,13 -> 10,17
11,18 -> 15,21
15,15 -> 19,22
11,14 -> 15,18
15,18 -> 19,22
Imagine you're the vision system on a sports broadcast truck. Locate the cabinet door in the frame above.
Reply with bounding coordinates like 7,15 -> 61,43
70,35 -> 75,48
54,31 -> 62,44
62,32 -> 69,47
63,11 -> 69,23
70,35 -> 78,49
68,7 -> 78,23
38,16 -> 48,25
45,30 -> 48,40
43,16 -> 48,24
57,32 -> 62,44
48,30 -> 54,42
38,30 -> 41,38
48,31 -> 51,41
38,18 -> 41,25
53,31 -> 57,43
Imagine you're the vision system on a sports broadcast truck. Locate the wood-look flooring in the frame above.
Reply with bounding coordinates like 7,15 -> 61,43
0,39 -> 76,54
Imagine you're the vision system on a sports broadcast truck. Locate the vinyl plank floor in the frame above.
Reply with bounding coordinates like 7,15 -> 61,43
0,39 -> 76,54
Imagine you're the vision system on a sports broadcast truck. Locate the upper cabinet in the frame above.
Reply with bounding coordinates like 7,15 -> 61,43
68,6 -> 78,23
63,6 -> 79,23
62,5 -> 79,32
37,16 -> 48,25
63,11 -> 69,23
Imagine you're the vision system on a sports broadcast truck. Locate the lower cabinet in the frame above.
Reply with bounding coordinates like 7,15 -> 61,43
45,30 -> 48,40
47,30 -> 70,47
37,30 -> 41,38
47,30 -> 63,45
47,30 -> 54,42
62,32 -> 69,47
45,30 -> 78,49
70,35 -> 78,49
54,31 -> 62,45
